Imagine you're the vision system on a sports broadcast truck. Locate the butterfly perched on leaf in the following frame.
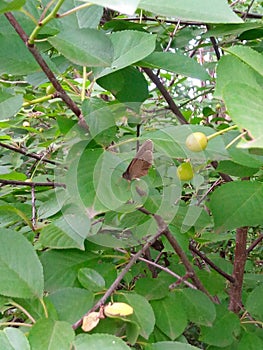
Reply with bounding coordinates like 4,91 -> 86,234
122,139 -> 153,181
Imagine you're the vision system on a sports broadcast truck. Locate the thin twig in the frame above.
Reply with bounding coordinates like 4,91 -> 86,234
10,301 -> 36,324
197,178 -> 222,206
189,243 -> 235,283
246,233 -> 263,254
0,142 -> 60,166
72,219 -> 167,330
235,10 -> 262,19
142,68 -> 188,125
116,248 -> 197,289
31,185 -> 36,229
164,20 -> 181,52
5,12 -> 87,128
242,0 -> 256,20
210,36 -> 221,60
0,322 -> 32,328
0,79 -> 27,84
0,179 -> 66,188
179,87 -> 214,108
117,16 -> 202,26
137,207 -> 215,300
163,229 -> 214,300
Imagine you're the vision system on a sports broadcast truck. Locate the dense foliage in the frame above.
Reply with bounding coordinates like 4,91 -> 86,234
0,1 -> 262,349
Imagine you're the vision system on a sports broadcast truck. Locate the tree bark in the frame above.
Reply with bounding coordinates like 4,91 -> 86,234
229,227 -> 248,313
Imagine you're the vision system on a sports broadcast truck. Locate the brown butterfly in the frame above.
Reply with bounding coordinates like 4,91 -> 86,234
122,139 -> 153,181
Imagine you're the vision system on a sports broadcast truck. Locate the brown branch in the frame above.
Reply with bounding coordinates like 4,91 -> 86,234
242,0 -> 256,20
229,227 -> 248,313
163,229 -> 215,300
235,10 -> 262,19
142,68 -> 188,125
116,248 -> 197,289
118,16 -> 203,26
0,142 -> 59,166
210,36 -> 221,60
72,213 -> 167,330
0,179 -> 66,188
246,233 -> 263,254
4,12 -> 88,129
138,207 -> 215,301
189,242 -> 235,283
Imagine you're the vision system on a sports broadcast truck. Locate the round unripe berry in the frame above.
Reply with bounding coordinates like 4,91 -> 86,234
177,162 -> 194,181
23,121 -> 30,127
46,85 -> 56,95
186,132 -> 208,152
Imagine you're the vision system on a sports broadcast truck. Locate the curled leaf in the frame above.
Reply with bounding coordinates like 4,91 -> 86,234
104,302 -> 133,318
82,312 -> 100,332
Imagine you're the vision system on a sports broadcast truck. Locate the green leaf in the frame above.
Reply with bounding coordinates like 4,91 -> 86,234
204,22 -> 263,38
134,277 -> 169,300
48,28 -> 113,67
95,30 -> 156,78
215,55 -> 263,98
0,229 -> 44,298
48,287 -> 94,324
0,0 -> 25,13
78,267 -> 105,291
37,190 -> 64,219
197,270 -> 226,295
139,0 -> 242,23
151,294 -> 187,340
200,305 -> 240,347
0,204 -> 32,229
216,160 -> 259,177
238,333 -> 263,350
180,289 -> 216,326
13,297 -> 58,322
75,3 -> 103,29
39,207 -> 91,250
245,285 -> 263,320
226,46 -> 263,77
144,125 -> 229,161
65,146 -> 105,217
28,319 -> 74,350
67,144 -> 131,217
223,83 -> 263,148
0,172 -> 27,180
139,52 -> 209,80
117,292 -> 155,339
40,249 -> 98,292
228,146 -> 263,169
82,98 -> 117,145
210,181 -> 263,233
77,0 -> 140,15
150,342 -> 202,350
0,328 -> 30,350
0,34 -> 39,75
85,262 -> 117,289
169,206 -> 211,233
0,89 -> 23,120
74,333 -> 130,349
97,66 -> 149,106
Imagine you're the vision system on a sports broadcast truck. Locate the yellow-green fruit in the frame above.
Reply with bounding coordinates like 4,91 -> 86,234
177,162 -> 194,181
46,85 -> 56,95
185,132 -> 208,152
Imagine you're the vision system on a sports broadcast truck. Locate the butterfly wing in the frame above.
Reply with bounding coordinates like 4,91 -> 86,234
122,140 -> 153,181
